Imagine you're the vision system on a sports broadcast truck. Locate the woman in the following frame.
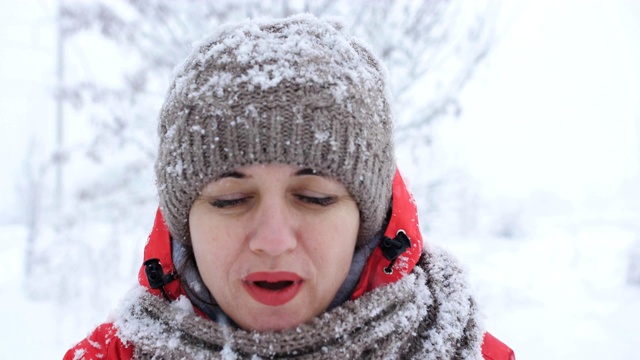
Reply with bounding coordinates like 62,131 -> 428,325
65,14 -> 515,359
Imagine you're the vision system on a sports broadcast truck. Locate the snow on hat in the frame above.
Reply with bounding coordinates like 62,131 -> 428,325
155,14 -> 395,247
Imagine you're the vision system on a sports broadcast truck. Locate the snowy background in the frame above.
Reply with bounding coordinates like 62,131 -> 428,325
1,0 -> 639,359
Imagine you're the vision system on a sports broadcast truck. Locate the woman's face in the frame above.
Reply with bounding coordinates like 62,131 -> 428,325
189,163 -> 360,331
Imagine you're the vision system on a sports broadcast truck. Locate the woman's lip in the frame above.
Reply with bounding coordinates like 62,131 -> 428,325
244,271 -> 303,283
242,272 -> 303,306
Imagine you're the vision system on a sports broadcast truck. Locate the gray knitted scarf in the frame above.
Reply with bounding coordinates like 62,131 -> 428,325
114,248 -> 484,359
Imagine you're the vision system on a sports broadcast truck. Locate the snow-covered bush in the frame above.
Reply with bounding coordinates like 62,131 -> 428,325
628,237 -> 640,285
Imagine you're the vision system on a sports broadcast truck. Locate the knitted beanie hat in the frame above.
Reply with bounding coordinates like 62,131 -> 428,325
155,14 -> 395,247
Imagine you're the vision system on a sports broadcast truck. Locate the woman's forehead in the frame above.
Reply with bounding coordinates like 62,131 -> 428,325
218,164 -> 326,179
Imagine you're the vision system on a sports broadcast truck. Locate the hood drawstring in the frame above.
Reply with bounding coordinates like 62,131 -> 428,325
144,258 -> 177,302
379,230 -> 411,274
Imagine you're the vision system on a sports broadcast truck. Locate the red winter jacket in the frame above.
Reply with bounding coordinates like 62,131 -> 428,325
64,170 -> 515,360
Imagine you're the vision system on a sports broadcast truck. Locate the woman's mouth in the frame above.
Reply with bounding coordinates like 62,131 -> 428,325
242,272 -> 303,306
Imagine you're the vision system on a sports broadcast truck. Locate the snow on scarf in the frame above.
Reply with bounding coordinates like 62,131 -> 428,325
114,248 -> 484,359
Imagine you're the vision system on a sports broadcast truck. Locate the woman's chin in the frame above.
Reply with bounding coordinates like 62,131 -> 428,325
224,283 -> 325,332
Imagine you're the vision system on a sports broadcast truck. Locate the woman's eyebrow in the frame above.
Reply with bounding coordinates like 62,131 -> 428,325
294,168 -> 324,177
218,170 -> 246,179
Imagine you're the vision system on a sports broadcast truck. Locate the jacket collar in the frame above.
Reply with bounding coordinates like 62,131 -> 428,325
351,169 -> 423,299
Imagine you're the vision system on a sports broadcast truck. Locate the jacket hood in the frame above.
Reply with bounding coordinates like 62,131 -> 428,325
138,168 -> 424,303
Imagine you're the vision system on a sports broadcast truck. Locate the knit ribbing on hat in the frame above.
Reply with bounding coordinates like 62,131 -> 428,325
155,14 -> 395,246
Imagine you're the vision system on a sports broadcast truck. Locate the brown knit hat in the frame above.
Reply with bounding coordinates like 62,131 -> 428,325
155,14 -> 395,247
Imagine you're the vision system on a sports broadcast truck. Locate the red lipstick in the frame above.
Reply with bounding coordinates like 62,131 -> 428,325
242,272 -> 303,306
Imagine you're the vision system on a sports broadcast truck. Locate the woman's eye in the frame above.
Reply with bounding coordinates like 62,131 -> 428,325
296,195 -> 337,206
209,198 -> 248,208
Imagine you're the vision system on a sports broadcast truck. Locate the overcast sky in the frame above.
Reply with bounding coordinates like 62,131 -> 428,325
444,0 -> 640,205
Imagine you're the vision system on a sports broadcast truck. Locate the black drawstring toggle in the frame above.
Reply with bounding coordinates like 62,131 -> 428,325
379,230 -> 411,274
144,258 -> 176,301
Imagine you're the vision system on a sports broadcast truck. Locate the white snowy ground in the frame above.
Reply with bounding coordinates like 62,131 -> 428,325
436,227 -> 640,359
2,222 -> 639,359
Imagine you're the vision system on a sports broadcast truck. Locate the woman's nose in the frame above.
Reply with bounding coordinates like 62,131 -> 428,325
248,198 -> 297,256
